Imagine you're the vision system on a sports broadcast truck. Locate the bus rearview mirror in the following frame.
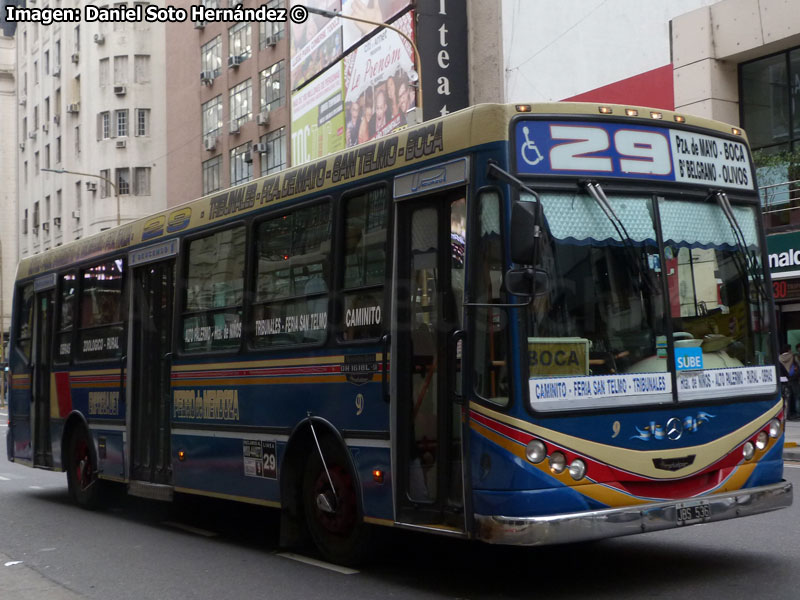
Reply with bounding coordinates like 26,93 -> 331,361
510,201 -> 539,265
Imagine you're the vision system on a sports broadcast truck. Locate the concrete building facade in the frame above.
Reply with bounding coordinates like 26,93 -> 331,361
1,33 -> 18,336
15,0 -> 168,260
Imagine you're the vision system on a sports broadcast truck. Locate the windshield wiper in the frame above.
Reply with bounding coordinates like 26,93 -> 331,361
582,181 -> 658,293
710,190 -> 771,306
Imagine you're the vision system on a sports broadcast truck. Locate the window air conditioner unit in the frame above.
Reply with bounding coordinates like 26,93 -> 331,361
265,35 -> 276,48
229,120 -> 240,134
243,150 -> 252,163
194,21 -> 205,30
114,85 -> 126,95
257,110 -> 270,126
42,221 -> 50,232
200,71 -> 215,84
71,52 -> 79,63
54,114 -> 60,125
54,217 -> 62,227
28,131 -> 37,139
116,139 -> 127,149
19,96 -> 26,106
86,182 -> 97,192
42,123 -> 48,133
252,142 -> 268,153
53,66 -> 61,77
72,210 -> 81,219
67,103 -> 80,113
19,142 -> 25,151
204,136 -> 217,151
94,33 -> 105,44
228,55 -> 243,68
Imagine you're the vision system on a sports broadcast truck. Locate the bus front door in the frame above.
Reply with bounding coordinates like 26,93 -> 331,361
130,259 -> 174,486
32,288 -> 54,468
394,191 -> 467,531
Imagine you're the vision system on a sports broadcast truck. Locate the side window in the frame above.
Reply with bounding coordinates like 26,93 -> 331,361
79,260 -> 125,360
340,188 -> 388,341
15,284 -> 35,362
253,203 -> 331,347
182,227 -> 246,353
54,272 -> 77,364
472,191 -> 510,406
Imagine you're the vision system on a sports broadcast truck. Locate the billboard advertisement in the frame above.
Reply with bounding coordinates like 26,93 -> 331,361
291,62 -> 347,166
292,11 -> 417,163
290,0 -> 343,88
341,0 -> 412,51
343,11 -> 416,147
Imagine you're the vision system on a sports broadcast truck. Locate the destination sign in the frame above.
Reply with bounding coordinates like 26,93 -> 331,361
514,120 -> 754,191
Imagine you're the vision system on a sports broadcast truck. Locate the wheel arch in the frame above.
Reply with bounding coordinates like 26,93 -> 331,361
278,416 -> 364,549
60,411 -> 95,471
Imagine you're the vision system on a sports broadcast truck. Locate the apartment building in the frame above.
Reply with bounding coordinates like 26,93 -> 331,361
15,0 -> 168,259
165,0 -> 289,208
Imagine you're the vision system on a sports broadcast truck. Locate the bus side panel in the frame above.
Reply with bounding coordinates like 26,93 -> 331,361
8,373 -> 32,463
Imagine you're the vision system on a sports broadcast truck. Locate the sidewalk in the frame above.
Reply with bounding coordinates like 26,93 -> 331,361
785,419 -> 800,460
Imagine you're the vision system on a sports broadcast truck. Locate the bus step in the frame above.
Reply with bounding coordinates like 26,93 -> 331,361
128,480 -> 174,502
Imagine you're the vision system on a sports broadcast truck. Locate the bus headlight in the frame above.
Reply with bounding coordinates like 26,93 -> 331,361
525,440 -> 547,464
743,442 -> 755,460
769,419 -> 782,438
755,431 -> 769,450
568,459 -> 586,481
549,452 -> 566,474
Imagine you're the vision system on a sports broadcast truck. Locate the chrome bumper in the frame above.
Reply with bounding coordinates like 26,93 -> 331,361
475,481 -> 792,546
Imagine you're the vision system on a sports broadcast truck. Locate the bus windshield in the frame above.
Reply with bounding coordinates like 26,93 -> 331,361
524,191 -> 774,408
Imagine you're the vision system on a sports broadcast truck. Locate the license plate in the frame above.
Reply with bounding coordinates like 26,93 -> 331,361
676,500 -> 711,525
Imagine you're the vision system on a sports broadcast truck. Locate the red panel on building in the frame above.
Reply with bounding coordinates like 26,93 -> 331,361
563,64 -> 675,110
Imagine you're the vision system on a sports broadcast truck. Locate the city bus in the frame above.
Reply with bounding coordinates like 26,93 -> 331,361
6,102 -> 792,564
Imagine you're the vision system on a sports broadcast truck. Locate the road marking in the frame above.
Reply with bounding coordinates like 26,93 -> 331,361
161,521 -> 218,538
0,476 -> 9,481
277,552 -> 359,575
784,463 -> 800,469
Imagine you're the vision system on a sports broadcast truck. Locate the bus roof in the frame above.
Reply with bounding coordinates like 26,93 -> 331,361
17,102 -> 748,281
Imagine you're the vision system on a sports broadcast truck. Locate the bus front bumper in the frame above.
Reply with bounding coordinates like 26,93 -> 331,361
474,480 -> 792,546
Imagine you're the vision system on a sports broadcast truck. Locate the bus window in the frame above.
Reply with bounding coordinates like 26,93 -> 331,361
253,203 -> 331,347
15,284 -> 35,362
340,188 -> 388,341
54,272 -> 77,364
472,191 -> 510,406
182,227 -> 246,354
79,259 -> 125,361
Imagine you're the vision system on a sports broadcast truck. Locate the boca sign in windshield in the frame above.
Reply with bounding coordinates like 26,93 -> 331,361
514,119 -> 754,191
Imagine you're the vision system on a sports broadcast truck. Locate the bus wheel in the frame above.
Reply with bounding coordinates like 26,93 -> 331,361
66,427 -> 100,509
302,437 -> 370,566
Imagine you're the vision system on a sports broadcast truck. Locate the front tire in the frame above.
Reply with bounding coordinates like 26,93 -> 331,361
66,427 -> 101,509
302,437 -> 371,566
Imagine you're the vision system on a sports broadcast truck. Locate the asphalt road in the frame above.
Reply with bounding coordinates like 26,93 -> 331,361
2,425 -> 799,599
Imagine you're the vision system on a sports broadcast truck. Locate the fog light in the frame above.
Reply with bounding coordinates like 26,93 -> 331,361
743,442 -> 755,460
568,459 -> 586,481
756,431 -> 769,450
769,419 -> 782,438
549,452 -> 566,474
526,440 -> 547,464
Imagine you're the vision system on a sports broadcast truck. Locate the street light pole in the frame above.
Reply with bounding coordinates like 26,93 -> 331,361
41,168 -> 120,227
305,6 -> 424,121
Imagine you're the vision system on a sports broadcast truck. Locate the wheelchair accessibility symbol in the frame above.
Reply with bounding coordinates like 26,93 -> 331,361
520,126 -> 544,166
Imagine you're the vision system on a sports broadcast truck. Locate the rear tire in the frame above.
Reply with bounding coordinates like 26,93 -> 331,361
302,437 -> 371,566
66,427 -> 101,509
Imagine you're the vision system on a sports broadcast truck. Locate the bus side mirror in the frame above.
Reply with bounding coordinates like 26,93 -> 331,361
510,201 -> 539,265
505,268 -> 549,297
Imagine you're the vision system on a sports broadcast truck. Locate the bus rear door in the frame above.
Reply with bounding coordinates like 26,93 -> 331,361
393,166 -> 468,532
129,243 -> 177,491
32,275 -> 56,468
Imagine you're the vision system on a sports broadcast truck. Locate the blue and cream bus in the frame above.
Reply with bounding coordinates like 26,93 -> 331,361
7,103 -> 791,564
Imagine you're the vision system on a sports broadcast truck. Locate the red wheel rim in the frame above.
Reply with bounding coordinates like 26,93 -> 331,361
74,437 -> 92,490
312,464 -> 357,535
